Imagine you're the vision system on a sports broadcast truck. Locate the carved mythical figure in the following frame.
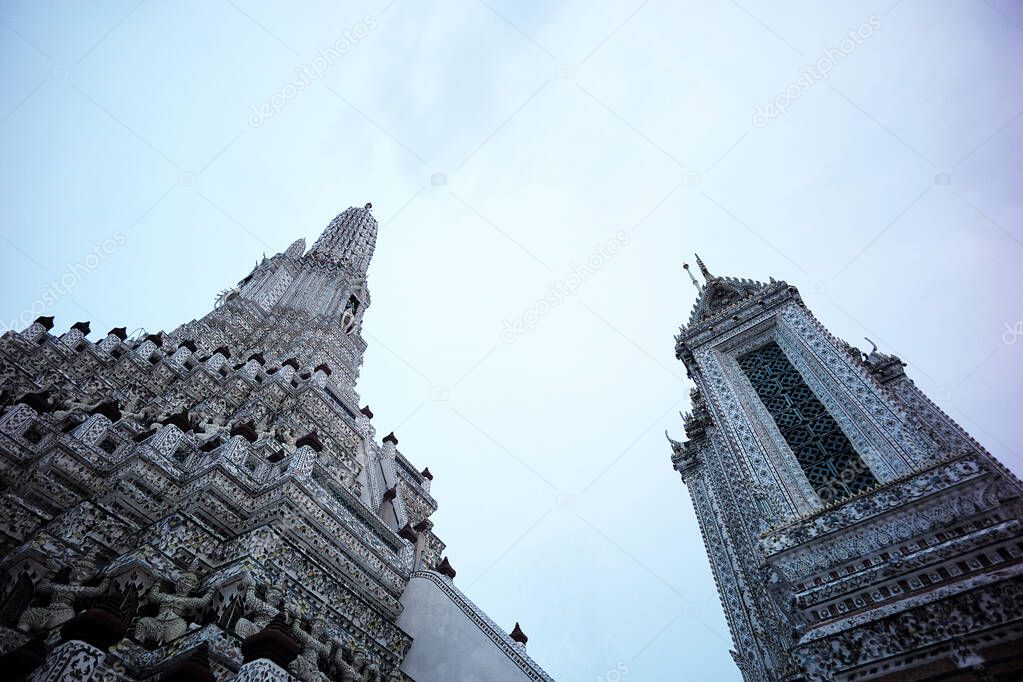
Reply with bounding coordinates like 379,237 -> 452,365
364,660 -> 383,681
234,575 -> 284,639
133,569 -> 214,646
189,408 -> 221,434
51,396 -> 104,421
331,638 -> 360,682
196,427 -> 227,451
214,286 -> 240,308
340,309 -> 357,334
664,430 -> 683,457
274,424 -> 299,448
332,638 -> 378,682
341,650 -> 384,682
121,403 -> 164,425
17,559 -> 109,633
289,611 -> 331,682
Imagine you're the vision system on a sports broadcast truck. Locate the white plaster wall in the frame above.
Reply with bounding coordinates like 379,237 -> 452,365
397,574 -> 544,682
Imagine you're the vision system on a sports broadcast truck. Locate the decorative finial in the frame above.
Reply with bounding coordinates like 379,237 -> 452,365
364,202 -> 373,210
682,262 -> 701,291
436,556 -> 456,579
694,253 -> 712,280
510,622 -> 528,646
864,337 -> 878,353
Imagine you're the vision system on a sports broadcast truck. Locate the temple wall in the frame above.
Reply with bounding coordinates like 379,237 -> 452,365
397,572 -> 549,682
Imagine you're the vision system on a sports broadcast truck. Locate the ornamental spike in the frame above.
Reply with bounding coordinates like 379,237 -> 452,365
694,253 -> 712,280
682,262 -> 701,291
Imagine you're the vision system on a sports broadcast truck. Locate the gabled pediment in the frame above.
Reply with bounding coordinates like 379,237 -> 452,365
687,276 -> 767,325
682,255 -> 769,326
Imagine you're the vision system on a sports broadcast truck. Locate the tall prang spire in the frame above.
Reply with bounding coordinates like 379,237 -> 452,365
309,203 -> 378,277
665,261 -> 1023,681
0,201 -> 557,682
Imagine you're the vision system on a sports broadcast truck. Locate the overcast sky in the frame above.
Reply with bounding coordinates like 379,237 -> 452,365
2,1 -> 1021,680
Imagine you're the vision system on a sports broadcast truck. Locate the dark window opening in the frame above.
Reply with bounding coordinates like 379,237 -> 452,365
23,425 -> 44,444
737,342 -> 877,503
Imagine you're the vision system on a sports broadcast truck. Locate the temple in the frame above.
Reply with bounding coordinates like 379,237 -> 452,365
667,258 -> 1023,681
0,205 -> 553,681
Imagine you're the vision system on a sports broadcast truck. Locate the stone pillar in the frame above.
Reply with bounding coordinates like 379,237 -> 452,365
28,640 -> 107,682
168,343 -> 195,368
242,359 -> 262,380
0,403 -> 37,437
234,659 -> 293,681
134,339 -> 158,360
59,321 -> 90,350
210,435 -> 251,468
71,414 -> 112,447
20,315 -> 54,342
238,611 -> 300,679
286,445 -> 317,479
311,363 -> 332,389
146,424 -> 185,457
97,327 -> 126,353
204,352 -> 227,372
382,432 -> 398,460
276,357 -> 298,384
275,364 -> 295,384
356,406 -> 373,437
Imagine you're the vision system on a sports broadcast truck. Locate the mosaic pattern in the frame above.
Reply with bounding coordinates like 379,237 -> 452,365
668,266 -> 1023,681
0,206 -> 548,681
737,341 -> 877,503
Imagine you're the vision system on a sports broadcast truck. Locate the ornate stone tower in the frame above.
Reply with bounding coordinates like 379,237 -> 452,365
667,257 -> 1023,682
0,205 -> 552,682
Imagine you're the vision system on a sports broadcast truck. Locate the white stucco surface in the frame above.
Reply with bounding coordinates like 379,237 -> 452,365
397,572 -> 552,682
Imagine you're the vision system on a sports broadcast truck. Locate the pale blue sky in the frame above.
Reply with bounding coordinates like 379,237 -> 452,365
2,2 -> 1021,680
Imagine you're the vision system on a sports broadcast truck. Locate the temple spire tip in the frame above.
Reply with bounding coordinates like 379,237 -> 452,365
682,262 -> 701,291
694,253 -> 712,280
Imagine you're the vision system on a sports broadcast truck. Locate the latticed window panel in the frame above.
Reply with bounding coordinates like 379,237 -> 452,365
737,342 -> 877,503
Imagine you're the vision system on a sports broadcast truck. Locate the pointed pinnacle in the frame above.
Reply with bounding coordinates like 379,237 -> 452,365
694,253 -> 712,280
682,262 -> 701,291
